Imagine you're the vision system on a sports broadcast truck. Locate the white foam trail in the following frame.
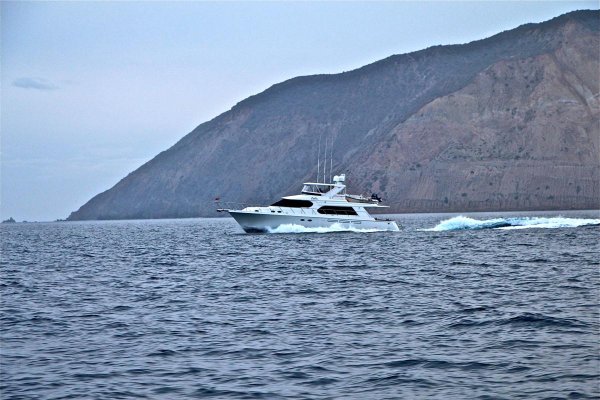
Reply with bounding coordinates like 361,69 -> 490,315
424,216 -> 600,232
424,216 -> 506,231
497,217 -> 600,230
267,223 -> 387,234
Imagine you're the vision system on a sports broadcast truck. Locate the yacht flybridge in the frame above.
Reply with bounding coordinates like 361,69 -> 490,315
217,174 -> 399,233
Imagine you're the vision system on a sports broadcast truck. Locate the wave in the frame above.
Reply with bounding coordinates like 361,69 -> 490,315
425,216 -> 600,232
267,223 -> 387,234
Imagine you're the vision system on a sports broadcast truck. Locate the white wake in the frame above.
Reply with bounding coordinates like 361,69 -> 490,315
424,216 -> 600,232
266,223 -> 389,234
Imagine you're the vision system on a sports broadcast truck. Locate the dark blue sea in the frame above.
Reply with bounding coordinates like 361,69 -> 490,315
2,210 -> 599,399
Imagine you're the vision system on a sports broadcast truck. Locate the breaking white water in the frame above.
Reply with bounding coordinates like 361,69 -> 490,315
266,223 -> 391,234
425,216 -> 600,232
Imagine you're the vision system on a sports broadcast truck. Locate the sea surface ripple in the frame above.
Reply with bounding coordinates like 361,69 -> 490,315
1,210 -> 599,399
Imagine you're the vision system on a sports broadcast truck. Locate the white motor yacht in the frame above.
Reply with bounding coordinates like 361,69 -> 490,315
217,174 -> 399,233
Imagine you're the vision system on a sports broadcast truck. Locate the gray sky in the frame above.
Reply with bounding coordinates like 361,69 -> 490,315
2,1 -> 597,221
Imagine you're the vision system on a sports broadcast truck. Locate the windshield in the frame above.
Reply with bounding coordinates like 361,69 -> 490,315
271,199 -> 313,208
302,184 -> 333,194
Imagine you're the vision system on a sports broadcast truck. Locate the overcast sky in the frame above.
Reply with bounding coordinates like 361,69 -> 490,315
2,1 -> 597,221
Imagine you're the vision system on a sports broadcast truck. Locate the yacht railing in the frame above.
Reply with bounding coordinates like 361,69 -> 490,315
215,201 -> 259,211
216,201 -> 361,218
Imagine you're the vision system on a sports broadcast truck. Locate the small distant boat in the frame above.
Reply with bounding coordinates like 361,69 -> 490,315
217,174 -> 400,233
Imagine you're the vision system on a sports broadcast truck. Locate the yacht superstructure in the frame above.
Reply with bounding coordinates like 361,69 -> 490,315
217,174 -> 399,233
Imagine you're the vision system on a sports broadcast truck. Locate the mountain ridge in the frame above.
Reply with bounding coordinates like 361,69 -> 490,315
68,10 -> 599,220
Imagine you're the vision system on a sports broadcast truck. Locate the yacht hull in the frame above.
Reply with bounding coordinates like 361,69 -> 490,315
229,211 -> 399,233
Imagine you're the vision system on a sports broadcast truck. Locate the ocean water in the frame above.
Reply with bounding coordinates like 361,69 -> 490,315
1,210 -> 599,399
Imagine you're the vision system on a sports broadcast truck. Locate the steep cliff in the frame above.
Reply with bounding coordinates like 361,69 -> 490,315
68,10 -> 599,220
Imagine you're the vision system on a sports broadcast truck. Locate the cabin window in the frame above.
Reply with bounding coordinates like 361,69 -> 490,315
270,199 -> 313,208
317,206 -> 358,216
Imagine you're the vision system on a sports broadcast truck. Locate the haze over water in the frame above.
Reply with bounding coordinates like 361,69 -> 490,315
1,210 -> 598,399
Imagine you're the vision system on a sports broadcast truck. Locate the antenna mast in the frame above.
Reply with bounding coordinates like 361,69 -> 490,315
329,136 -> 333,183
317,133 -> 321,183
323,137 -> 327,183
